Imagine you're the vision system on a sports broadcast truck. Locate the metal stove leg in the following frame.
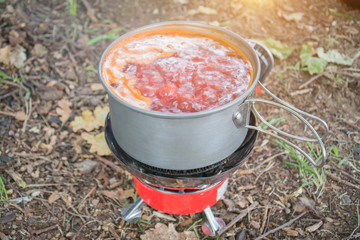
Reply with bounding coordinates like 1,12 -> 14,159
121,197 -> 146,223
202,207 -> 225,236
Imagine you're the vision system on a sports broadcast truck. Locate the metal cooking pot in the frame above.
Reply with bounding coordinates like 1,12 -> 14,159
98,21 -> 329,170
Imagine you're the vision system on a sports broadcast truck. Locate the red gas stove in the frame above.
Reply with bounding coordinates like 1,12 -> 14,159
105,112 -> 258,236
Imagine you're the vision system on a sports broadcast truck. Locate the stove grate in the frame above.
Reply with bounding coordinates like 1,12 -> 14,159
134,158 -> 228,177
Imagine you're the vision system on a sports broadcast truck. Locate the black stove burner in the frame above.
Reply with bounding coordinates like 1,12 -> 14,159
105,112 -> 258,179
136,158 -> 228,177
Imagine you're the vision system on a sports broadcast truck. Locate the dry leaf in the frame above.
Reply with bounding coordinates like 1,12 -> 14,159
73,136 -> 83,154
40,142 -> 53,154
236,196 -> 248,208
59,131 -> 69,140
31,43 -> 48,57
198,6 -> 217,15
90,83 -> 104,91
178,218 -> 193,228
31,169 -> 40,178
50,135 -> 57,146
48,192 -> 61,204
294,197 -> 315,212
0,45 -> 12,65
43,126 -> 55,140
246,195 -> 254,204
237,169 -> 253,175
306,221 -> 323,232
188,6 -> 217,15
14,111 -> 28,121
102,190 -> 119,200
5,170 -> 27,188
74,159 -> 98,174
223,199 -> 238,212
37,101 -> 52,114
0,111 -> 28,121
61,194 -> 73,209
140,223 -> 197,240
38,86 -> 63,101
299,197 -> 316,210
56,99 -> 72,124
9,45 -> 26,69
81,132 -> 111,156
278,11 -> 304,22
152,211 -> 176,222
102,189 -> 128,202
121,189 -> 135,199
70,106 -> 109,132
282,227 -> 298,237
9,30 -> 26,46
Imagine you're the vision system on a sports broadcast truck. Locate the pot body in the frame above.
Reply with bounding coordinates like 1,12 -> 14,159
99,21 -> 262,170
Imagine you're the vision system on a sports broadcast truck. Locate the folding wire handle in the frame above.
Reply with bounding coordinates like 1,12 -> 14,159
233,40 -> 329,168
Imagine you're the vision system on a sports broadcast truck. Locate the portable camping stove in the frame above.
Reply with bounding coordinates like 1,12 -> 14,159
104,113 -> 258,236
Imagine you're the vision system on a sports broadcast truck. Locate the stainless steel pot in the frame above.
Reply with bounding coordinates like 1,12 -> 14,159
99,21 -> 329,170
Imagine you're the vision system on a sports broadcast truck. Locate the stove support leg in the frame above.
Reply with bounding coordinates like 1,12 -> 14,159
121,198 -> 146,223
202,207 -> 225,236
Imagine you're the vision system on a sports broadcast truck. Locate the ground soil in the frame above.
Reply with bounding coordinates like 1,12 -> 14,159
0,0 -> 359,239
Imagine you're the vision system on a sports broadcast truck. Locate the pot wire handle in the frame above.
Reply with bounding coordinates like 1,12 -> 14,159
245,40 -> 329,168
245,88 -> 329,168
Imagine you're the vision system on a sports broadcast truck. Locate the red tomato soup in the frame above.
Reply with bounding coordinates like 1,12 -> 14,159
101,29 -> 253,113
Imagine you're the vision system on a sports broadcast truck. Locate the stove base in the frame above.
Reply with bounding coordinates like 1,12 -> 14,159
134,176 -> 228,215
121,197 -> 225,236
121,176 -> 229,236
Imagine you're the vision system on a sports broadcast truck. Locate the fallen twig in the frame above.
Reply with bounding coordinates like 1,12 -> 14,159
108,226 -> 121,240
325,171 -> 360,190
299,71 -> 359,89
329,166 -> 360,185
218,201 -> 259,236
254,212 -> 307,240
32,224 -> 58,235
27,183 -> 77,188
290,88 -> 313,96
62,208 -> 95,220
260,206 -> 269,234
95,155 -> 124,173
299,72 -> 326,89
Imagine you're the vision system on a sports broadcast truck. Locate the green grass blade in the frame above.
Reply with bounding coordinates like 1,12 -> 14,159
186,218 -> 202,231
68,0 -> 77,16
260,116 -> 286,130
138,219 -> 153,227
0,176 -> 8,201
0,71 -> 13,80
283,161 -> 300,168
329,10 -> 355,20
86,35 -> 108,45
86,27 -> 124,45
338,151 -> 353,166
137,222 -> 144,234
330,145 -> 339,157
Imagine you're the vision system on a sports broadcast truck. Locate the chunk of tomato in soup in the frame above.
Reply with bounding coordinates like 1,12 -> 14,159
155,82 -> 179,105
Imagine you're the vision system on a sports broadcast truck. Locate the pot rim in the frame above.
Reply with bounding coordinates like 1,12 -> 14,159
98,21 -> 260,119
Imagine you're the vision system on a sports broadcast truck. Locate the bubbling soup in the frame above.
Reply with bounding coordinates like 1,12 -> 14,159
101,29 -> 253,113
